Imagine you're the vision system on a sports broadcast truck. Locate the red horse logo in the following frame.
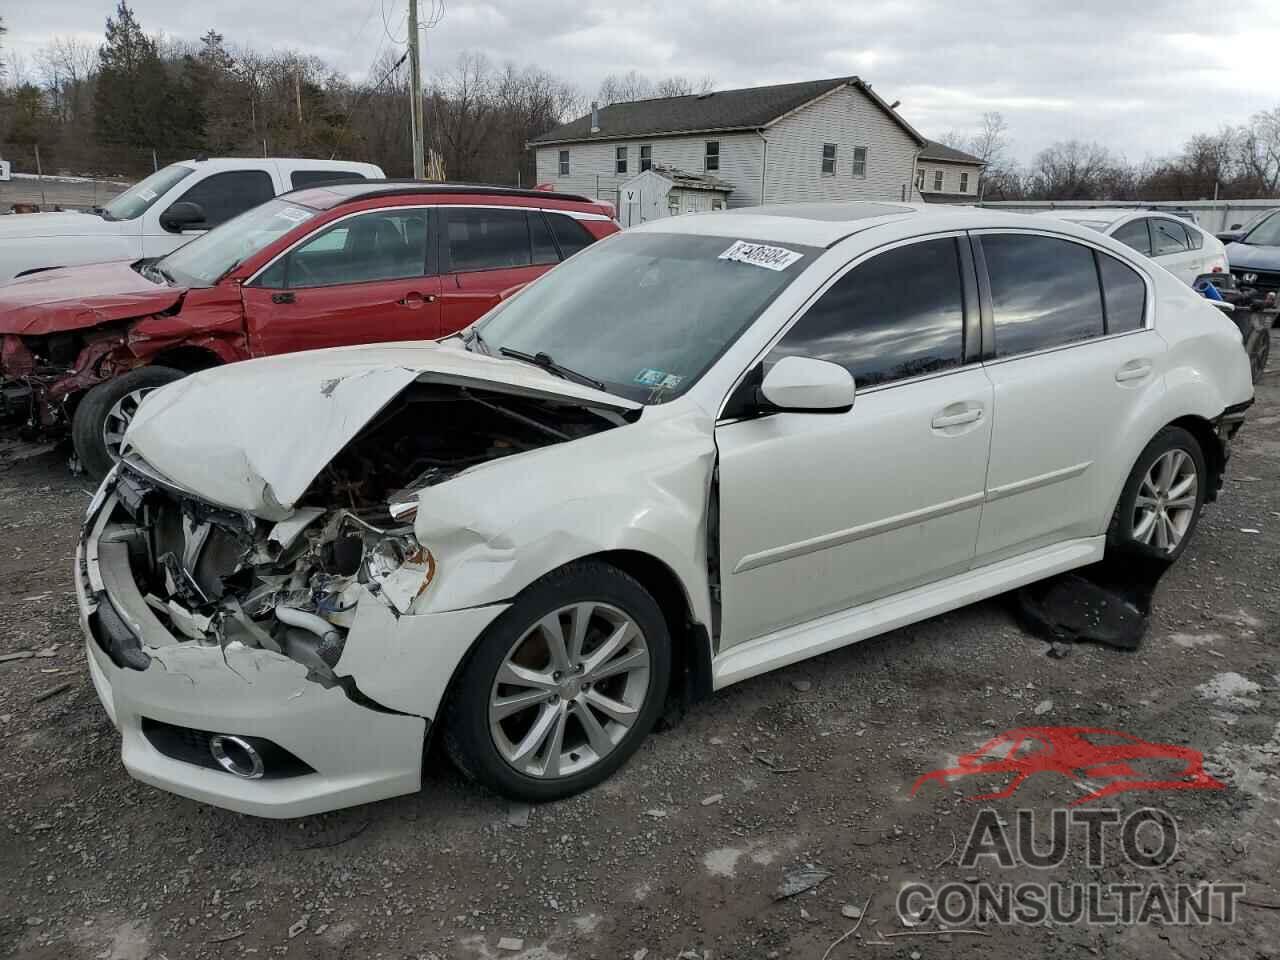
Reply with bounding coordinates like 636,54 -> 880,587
911,726 -> 1225,806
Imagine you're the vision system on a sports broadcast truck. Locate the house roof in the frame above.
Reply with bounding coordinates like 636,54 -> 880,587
651,165 -> 734,193
918,140 -> 987,166
530,77 -> 926,147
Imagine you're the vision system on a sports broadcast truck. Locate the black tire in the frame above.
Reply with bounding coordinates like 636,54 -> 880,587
443,560 -> 671,802
1107,426 -> 1207,562
1249,328 -> 1271,383
71,365 -> 184,479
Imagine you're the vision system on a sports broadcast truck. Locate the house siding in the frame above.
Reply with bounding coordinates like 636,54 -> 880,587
917,159 -> 983,198
536,132 -> 764,209
762,85 -> 918,204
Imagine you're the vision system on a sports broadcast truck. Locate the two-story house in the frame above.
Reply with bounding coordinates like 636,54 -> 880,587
914,140 -> 986,202
529,76 -> 927,211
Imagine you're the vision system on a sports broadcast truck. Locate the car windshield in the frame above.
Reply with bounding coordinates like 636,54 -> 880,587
1242,210 -> 1280,246
100,164 -> 195,221
475,232 -> 817,403
158,198 -> 318,287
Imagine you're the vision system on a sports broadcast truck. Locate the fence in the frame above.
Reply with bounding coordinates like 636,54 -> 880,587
977,199 -> 1280,234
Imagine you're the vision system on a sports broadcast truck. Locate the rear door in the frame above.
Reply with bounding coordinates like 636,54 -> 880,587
241,205 -> 441,355
973,231 -> 1164,564
437,207 -> 565,335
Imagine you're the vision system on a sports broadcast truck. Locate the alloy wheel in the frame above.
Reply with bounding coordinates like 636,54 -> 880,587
1132,448 -> 1198,553
489,602 -> 651,779
101,388 -> 154,461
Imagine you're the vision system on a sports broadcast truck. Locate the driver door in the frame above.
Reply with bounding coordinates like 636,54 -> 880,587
715,236 -> 994,647
242,207 -> 442,356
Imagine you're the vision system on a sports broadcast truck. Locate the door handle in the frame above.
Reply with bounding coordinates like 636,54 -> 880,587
931,407 -> 983,429
1115,359 -> 1153,383
397,292 -> 436,307
271,292 -> 295,304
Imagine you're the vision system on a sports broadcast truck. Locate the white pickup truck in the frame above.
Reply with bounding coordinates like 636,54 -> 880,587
0,157 -> 385,281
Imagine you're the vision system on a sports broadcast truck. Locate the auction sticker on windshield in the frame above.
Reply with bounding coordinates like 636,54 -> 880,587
718,240 -> 804,271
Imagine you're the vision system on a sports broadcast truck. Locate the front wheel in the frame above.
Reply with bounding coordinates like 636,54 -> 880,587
443,560 -> 671,802
1107,426 -> 1207,561
71,365 -> 184,479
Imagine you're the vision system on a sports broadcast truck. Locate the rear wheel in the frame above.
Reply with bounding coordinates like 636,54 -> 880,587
71,365 -> 184,479
1107,426 -> 1207,561
443,560 -> 671,801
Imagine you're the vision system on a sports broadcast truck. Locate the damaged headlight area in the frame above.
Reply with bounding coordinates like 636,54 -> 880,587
98,459 -> 438,682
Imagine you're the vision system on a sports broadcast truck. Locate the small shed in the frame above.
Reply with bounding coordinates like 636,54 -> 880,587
617,165 -> 733,227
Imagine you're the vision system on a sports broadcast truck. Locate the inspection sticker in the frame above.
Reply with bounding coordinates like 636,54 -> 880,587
137,188 -> 157,201
274,205 -> 313,223
634,368 -> 668,386
718,240 -> 803,271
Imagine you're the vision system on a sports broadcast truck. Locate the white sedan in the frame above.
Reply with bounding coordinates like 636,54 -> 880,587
78,203 -> 1254,816
1056,210 -> 1227,285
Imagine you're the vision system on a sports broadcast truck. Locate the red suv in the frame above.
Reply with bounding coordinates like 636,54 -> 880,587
0,182 -> 618,476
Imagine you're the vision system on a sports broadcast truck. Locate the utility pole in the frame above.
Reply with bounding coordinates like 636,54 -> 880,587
407,0 -> 426,179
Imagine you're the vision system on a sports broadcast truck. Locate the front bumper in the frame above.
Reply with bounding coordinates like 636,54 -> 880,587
76,495 -> 430,818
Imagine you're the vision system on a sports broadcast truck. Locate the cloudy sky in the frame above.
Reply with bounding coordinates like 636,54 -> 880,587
6,0 -> 1280,163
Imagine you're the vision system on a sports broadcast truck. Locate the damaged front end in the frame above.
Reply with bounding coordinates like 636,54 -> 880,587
1,327 -> 141,431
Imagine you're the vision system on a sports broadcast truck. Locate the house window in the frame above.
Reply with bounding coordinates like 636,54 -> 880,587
668,195 -> 681,216
933,170 -> 944,192
960,172 -> 970,193
915,168 -> 925,190
821,143 -> 837,176
852,146 -> 867,178
640,145 -> 652,172
705,141 -> 719,172
615,146 -> 627,174
558,150 -> 569,176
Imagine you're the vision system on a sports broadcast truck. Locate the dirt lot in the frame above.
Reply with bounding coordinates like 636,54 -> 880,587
1,349 -> 1278,960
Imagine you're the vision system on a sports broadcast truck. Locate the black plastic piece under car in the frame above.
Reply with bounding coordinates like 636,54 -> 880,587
141,718 -> 315,779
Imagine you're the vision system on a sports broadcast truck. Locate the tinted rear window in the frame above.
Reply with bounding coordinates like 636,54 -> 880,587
1098,252 -> 1146,333
547,213 -> 596,258
290,169 -> 367,189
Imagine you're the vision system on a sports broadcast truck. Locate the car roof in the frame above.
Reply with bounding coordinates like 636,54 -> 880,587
1056,209 -> 1132,227
628,201 -> 1112,248
174,158 -> 383,173
283,179 -> 602,211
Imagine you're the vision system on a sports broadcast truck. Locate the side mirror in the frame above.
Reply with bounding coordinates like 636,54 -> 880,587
159,201 -> 207,233
760,356 -> 855,413
1216,230 -> 1245,244
1230,223 -> 1242,230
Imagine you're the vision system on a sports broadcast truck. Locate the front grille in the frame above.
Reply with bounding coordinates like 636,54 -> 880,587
141,718 -> 314,779
1233,268 -> 1280,291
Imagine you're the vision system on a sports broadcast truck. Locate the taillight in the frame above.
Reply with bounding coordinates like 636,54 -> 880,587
1211,264 -> 1223,273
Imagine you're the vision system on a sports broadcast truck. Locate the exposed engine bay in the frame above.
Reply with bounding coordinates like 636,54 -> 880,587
95,383 -> 627,689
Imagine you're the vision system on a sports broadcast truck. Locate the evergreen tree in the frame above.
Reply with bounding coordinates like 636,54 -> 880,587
93,2 -> 174,149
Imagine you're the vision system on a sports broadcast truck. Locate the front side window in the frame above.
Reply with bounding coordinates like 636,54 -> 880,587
260,208 -> 427,288
852,146 -> 867,178
171,170 -> 275,229
821,143 -> 837,176
705,141 -> 720,172
101,163 -> 194,221
558,150 -> 570,176
768,237 -> 967,389
1152,218 -> 1190,256
163,198 -> 318,287
933,170 -> 944,191
1113,218 -> 1152,256
640,145 -> 652,171
982,234 -> 1105,358
476,232 -> 817,403
1098,251 -> 1146,333
615,146 -> 628,174
445,208 -> 533,272
959,171 -> 969,193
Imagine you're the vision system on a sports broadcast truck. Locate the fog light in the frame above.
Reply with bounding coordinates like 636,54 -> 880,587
209,734 -> 265,779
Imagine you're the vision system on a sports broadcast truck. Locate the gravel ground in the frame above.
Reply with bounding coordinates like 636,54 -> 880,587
1,344 -> 1277,960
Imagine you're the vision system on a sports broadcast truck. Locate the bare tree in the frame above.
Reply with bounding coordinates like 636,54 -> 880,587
597,69 -> 653,105
1028,140 -> 1118,199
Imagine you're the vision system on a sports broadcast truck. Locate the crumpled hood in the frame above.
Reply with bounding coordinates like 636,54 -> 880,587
125,339 -> 641,520
1225,242 -> 1280,273
0,260 -> 185,335
0,210 -> 118,241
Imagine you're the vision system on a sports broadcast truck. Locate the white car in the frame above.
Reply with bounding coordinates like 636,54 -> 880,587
77,203 -> 1254,817
1056,210 -> 1227,286
0,157 -> 384,281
